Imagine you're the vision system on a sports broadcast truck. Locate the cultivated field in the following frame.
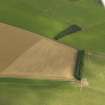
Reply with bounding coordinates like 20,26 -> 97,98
0,23 -> 41,70
0,0 -> 105,105
0,23 -> 77,80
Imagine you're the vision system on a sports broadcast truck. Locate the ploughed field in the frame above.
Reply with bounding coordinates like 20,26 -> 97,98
0,23 -> 77,80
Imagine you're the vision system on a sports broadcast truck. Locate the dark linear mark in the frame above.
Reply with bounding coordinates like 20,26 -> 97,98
54,24 -> 82,40
74,50 -> 85,80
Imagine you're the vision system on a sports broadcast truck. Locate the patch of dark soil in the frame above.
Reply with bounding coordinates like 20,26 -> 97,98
54,24 -> 82,40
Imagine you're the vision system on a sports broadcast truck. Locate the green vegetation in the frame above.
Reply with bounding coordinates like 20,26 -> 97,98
60,23 -> 105,52
0,0 -> 105,105
0,0 -> 105,52
83,52 -> 105,92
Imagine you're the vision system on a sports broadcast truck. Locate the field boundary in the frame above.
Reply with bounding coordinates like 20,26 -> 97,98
74,50 -> 85,80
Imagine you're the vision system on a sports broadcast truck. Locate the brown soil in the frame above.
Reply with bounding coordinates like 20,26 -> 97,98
0,23 -> 78,81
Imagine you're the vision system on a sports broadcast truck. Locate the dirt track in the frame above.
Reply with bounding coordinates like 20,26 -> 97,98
0,23 -> 78,81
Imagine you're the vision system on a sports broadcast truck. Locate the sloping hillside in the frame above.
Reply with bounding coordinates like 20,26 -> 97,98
0,0 -> 105,105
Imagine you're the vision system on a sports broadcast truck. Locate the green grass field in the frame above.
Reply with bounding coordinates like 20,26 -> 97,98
0,0 -> 105,105
0,0 -> 105,52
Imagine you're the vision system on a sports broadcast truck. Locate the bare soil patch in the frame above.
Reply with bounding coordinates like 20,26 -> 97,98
0,23 -> 78,81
